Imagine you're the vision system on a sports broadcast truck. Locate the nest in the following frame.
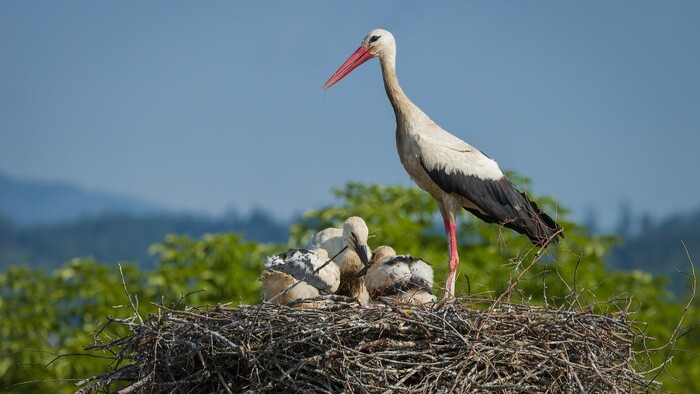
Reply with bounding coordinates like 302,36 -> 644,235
76,295 -> 659,393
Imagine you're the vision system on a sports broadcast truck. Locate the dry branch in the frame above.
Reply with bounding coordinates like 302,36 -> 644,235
76,296 -> 659,393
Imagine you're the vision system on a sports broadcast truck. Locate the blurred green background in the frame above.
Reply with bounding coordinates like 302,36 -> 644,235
1,182 -> 697,392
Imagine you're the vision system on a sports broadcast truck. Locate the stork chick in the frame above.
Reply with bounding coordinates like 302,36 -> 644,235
366,245 -> 437,306
308,216 -> 372,304
261,248 -> 340,308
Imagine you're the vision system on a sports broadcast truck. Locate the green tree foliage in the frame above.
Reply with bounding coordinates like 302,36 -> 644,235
291,182 -> 698,391
0,235 -> 278,393
608,208 -> 700,293
147,233 -> 275,305
290,181 -> 620,304
0,182 -> 697,392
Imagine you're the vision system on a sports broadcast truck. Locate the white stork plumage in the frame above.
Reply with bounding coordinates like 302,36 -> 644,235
323,29 -> 563,300
307,216 -> 372,304
366,245 -> 437,306
261,248 -> 340,308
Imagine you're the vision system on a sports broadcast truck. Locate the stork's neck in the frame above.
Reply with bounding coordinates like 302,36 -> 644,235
379,55 -> 426,127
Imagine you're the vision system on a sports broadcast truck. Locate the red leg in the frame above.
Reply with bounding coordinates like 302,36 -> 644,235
443,217 -> 459,299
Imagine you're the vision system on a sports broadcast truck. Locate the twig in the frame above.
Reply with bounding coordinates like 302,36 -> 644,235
76,295 -> 659,393
118,264 -> 143,324
116,372 -> 153,394
649,240 -> 696,384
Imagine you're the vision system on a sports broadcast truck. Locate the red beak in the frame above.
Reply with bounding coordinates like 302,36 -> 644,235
322,46 -> 374,90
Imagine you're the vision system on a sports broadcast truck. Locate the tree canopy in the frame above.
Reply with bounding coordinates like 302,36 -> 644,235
0,182 -> 697,393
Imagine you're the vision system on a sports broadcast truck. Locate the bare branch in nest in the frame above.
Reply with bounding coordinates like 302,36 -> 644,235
648,240 -> 696,384
118,264 -> 142,325
76,296 -> 661,393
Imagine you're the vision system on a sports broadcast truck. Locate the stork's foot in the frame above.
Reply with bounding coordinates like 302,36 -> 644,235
435,291 -> 458,310
439,270 -> 458,310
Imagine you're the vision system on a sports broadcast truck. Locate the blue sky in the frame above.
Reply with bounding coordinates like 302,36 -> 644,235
2,1 -> 699,229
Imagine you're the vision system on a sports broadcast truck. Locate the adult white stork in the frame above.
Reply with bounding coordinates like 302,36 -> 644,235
307,216 -> 372,304
261,248 -> 340,308
366,245 -> 437,306
323,29 -> 563,299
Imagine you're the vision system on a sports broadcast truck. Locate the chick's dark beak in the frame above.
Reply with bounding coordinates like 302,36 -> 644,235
355,243 -> 371,267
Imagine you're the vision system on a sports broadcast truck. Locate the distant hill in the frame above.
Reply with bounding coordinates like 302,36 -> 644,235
0,172 -> 167,226
606,209 -> 700,295
0,172 -> 290,271
0,210 -> 289,270
2,172 -> 698,294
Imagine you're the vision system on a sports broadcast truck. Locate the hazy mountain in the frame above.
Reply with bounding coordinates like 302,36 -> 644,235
606,208 -> 700,295
0,173 -> 290,270
0,210 -> 289,270
0,172 -> 168,226
2,172 -> 698,294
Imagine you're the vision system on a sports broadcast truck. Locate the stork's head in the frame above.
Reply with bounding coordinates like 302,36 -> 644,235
362,29 -> 395,58
322,29 -> 395,90
342,216 -> 371,266
370,245 -> 397,266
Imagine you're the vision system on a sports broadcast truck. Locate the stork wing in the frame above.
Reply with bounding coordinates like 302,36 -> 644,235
413,132 -> 561,246
412,131 -> 504,181
307,227 -> 343,255
266,249 -> 339,294
389,256 -> 433,294
407,257 -> 434,291
367,256 -> 434,296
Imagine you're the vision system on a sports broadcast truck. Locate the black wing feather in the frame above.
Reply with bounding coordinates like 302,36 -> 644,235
268,249 -> 335,293
421,160 -> 562,246
371,256 -> 434,297
369,277 -> 432,298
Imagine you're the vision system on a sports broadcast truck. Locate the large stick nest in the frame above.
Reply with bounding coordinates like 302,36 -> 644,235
76,296 -> 658,393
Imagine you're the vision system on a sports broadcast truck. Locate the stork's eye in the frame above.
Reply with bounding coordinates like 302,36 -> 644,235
369,35 -> 380,43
